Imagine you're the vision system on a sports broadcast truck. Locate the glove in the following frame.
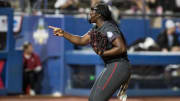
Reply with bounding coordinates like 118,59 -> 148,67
90,31 -> 108,55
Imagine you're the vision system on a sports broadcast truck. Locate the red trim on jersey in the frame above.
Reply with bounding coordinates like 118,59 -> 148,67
102,63 -> 118,90
23,53 -> 42,70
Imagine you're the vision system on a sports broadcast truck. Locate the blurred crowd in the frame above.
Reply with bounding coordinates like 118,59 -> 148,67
1,0 -> 180,15
128,19 -> 180,52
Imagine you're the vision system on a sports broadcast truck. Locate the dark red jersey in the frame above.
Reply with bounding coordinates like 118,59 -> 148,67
23,53 -> 41,70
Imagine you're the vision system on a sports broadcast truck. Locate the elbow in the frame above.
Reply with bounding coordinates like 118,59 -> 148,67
78,38 -> 89,46
118,46 -> 127,54
78,40 -> 88,46
122,46 -> 127,53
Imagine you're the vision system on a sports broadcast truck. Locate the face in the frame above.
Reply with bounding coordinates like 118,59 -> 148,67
26,45 -> 33,54
88,6 -> 99,23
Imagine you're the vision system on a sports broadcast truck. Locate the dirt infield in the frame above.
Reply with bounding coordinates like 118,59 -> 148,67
0,96 -> 180,101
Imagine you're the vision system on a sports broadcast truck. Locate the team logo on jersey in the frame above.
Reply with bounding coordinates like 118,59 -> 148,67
107,32 -> 113,38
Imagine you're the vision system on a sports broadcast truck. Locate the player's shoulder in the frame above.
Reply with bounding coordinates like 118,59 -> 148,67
104,21 -> 114,27
103,21 -> 119,32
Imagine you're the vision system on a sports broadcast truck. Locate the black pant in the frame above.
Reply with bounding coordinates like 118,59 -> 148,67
23,70 -> 43,94
89,59 -> 131,101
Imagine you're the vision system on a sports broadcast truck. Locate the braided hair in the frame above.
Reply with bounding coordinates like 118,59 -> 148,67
94,3 -> 127,45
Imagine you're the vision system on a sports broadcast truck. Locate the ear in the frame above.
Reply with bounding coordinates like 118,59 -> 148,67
94,13 -> 101,19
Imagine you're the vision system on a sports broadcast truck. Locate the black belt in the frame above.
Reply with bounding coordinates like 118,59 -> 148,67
103,57 -> 129,64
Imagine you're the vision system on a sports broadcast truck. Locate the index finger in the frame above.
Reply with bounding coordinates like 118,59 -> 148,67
48,26 -> 58,30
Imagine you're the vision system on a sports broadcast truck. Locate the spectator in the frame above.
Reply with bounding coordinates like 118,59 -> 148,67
91,0 -> 100,7
0,0 -> 11,7
146,0 -> 163,14
0,61 -> 5,89
20,0 -> 42,13
176,22 -> 180,35
156,0 -> 180,13
54,0 -> 79,11
175,22 -> 180,44
132,0 -> 151,14
23,42 -> 43,96
157,20 -> 180,52
146,0 -> 157,9
91,0 -> 112,7
124,0 -> 151,16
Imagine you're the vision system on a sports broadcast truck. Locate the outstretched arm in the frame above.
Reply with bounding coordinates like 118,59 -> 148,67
49,26 -> 90,46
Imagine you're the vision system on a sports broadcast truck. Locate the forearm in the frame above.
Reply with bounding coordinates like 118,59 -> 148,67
49,25 -> 89,46
63,32 -> 85,46
102,47 -> 126,57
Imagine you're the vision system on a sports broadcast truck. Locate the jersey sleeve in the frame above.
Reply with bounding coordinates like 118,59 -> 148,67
34,53 -> 42,68
87,26 -> 96,35
104,25 -> 121,43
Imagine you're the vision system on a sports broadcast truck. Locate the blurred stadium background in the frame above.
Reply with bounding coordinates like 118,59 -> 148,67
0,0 -> 180,101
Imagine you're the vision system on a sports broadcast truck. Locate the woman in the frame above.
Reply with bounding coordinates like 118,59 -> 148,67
49,2 -> 131,101
23,42 -> 42,95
